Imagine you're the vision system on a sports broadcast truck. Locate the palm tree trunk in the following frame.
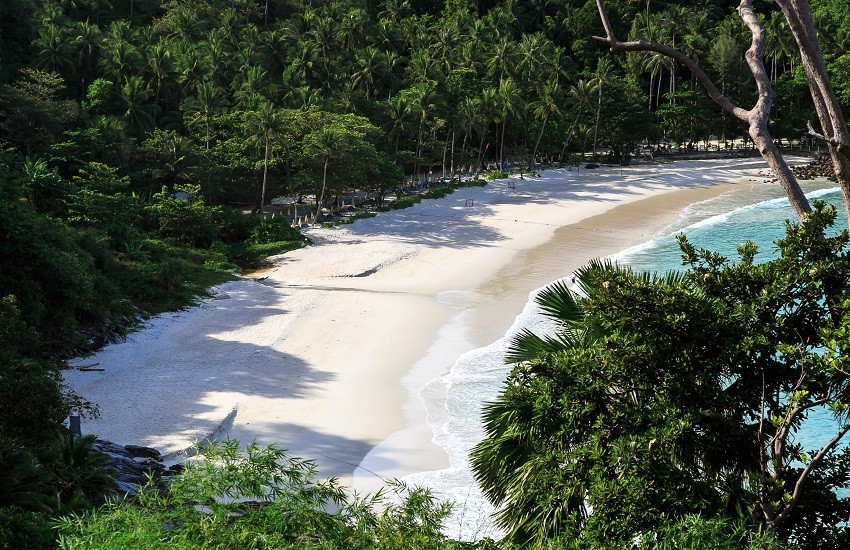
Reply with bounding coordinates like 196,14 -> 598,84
317,158 -> 329,220
592,85 -> 602,156
499,121 -> 507,170
648,72 -> 654,109
260,138 -> 269,216
530,115 -> 548,170
450,128 -> 456,176
560,107 -> 582,162
475,131 -> 487,177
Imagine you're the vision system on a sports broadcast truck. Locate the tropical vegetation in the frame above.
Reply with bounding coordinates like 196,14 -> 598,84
2,0 -> 850,547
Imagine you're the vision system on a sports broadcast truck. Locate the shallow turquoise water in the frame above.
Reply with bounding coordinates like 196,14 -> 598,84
617,186 -> 847,272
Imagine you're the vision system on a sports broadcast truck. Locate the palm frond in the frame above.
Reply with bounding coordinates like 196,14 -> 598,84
535,279 -> 582,324
506,328 -> 586,364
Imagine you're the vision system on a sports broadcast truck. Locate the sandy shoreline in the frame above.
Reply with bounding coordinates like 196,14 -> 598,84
63,158 -> 799,489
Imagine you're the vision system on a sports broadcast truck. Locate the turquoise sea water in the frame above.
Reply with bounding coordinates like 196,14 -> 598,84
616,185 -> 848,272
403,180 -> 849,540
616,183 -> 849,482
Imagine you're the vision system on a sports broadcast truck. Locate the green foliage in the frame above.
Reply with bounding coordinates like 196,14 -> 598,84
380,195 -> 422,211
484,170 -> 510,180
0,68 -> 80,154
632,515 -> 792,549
0,506 -> 56,550
144,184 -> 219,247
473,203 -> 850,546
48,433 -> 116,511
421,186 -> 456,199
57,439 -> 462,549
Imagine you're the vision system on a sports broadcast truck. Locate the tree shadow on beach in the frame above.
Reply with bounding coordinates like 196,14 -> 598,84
231,423 -> 377,482
68,281 -> 337,456
339,163 -> 759,250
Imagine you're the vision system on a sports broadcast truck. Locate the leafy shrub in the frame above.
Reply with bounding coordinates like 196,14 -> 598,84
0,506 -> 56,550
585,163 -> 600,169
485,170 -> 509,180
459,179 -> 487,188
211,205 -> 258,243
144,185 -> 219,248
250,217 -> 306,245
48,433 -> 116,511
381,195 -> 422,211
57,440 -> 464,549
422,186 -> 455,199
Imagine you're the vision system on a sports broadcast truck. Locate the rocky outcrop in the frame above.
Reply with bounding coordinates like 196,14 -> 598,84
793,156 -> 835,180
93,440 -> 182,498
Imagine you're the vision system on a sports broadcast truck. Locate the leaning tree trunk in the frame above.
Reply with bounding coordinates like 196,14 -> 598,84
530,115 -> 549,171
560,105 -> 583,162
594,0 -> 812,221
316,158 -> 329,221
774,0 -> 850,222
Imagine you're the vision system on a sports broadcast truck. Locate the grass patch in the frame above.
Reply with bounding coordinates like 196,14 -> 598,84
380,195 -> 423,211
421,186 -> 455,199
484,169 -> 510,180
322,210 -> 377,227
114,244 -> 238,314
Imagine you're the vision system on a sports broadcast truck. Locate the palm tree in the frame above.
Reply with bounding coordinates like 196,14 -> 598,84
382,94 -> 414,153
173,43 -> 210,96
560,79 -> 595,161
486,37 -> 519,83
287,85 -> 322,109
527,79 -> 561,169
516,32 -> 547,82
0,445 -> 53,512
471,274 -> 602,543
146,39 -> 174,104
51,433 -> 116,510
352,46 -> 385,100
32,25 -> 77,76
471,260 -> 745,543
205,29 -> 232,86
70,19 -> 102,95
591,58 -> 613,156
99,38 -> 141,85
307,126 -> 344,220
233,65 -> 276,106
120,76 -> 160,137
475,87 -> 499,173
246,102 -> 281,216
403,84 -> 435,183
182,81 -> 228,149
496,78 -> 524,170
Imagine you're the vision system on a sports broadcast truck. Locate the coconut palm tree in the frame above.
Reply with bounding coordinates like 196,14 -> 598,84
471,272 -> 602,543
352,46 -> 385,100
120,76 -> 159,137
496,78 -> 524,170
306,126 -> 344,220
246,101 -> 281,216
146,39 -> 174,104
182,81 -> 228,150
591,58 -> 613,156
560,79 -> 595,161
527,79 -> 561,169
32,25 -> 77,76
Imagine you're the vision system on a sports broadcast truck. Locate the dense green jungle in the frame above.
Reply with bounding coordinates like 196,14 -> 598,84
2,0 -> 850,547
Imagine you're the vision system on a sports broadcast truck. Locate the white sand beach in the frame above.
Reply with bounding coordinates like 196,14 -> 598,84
63,158 -> 800,489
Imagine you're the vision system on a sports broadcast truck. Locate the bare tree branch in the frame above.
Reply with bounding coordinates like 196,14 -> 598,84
593,0 -> 812,220
771,421 -> 850,528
